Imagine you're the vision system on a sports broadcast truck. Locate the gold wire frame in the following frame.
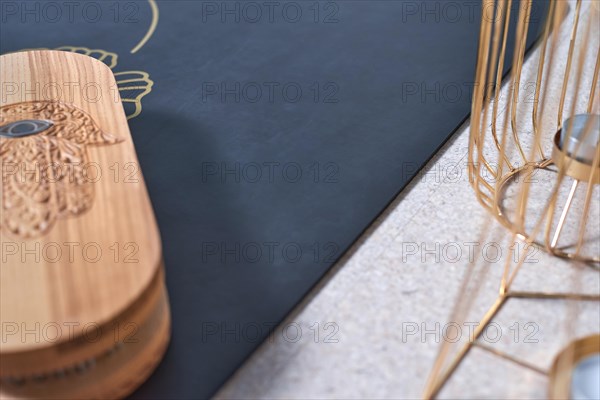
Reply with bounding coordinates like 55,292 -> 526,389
468,0 -> 599,263
423,0 -> 600,398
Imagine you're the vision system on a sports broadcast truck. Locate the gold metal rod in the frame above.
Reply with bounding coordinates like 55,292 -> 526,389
551,180 -> 579,248
483,0 -> 512,174
423,296 -> 507,399
515,0 -> 568,235
575,145 -> 600,256
471,0 -> 496,231
544,0 -> 593,258
531,0 -> 556,160
509,0 -> 534,163
533,0 -> 568,150
557,0 -> 582,129
507,291 -> 600,301
587,50 -> 600,114
473,342 -> 548,375
491,0 -> 516,171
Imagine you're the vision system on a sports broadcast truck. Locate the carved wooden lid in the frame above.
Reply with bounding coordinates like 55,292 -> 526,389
0,51 -> 162,356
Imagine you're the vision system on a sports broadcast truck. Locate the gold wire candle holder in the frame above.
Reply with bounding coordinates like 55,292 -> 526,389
468,0 -> 599,263
424,1 -> 599,398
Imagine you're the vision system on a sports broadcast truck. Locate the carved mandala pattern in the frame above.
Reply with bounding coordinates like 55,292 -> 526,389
0,101 -> 121,239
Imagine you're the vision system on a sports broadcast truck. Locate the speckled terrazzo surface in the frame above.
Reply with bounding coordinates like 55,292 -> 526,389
217,2 -> 600,398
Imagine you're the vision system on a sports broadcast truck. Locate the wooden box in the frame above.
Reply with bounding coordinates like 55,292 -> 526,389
0,50 -> 170,399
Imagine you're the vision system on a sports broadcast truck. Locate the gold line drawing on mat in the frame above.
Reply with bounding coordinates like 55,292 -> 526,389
0,101 -> 122,239
9,47 -> 154,120
53,47 -> 154,120
53,46 -> 119,69
114,70 -> 154,119
131,0 -> 160,54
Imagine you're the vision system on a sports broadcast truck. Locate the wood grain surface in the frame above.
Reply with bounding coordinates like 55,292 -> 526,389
0,50 -> 169,398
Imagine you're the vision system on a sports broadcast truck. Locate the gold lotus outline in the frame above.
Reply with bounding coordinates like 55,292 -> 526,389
14,47 -> 154,120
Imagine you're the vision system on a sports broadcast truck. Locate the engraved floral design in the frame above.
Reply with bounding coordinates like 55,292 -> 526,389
0,101 -> 121,239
